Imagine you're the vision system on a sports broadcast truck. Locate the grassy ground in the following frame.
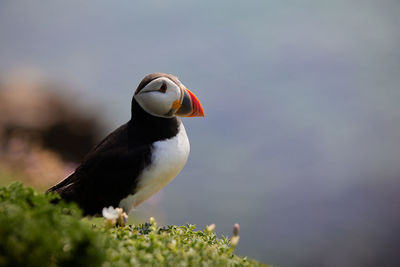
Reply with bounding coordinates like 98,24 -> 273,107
0,182 -> 268,267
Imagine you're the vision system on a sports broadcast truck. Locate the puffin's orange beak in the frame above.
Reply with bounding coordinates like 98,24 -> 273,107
176,88 -> 205,117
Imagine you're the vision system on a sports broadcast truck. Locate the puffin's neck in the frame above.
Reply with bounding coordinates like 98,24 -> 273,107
129,97 -> 180,143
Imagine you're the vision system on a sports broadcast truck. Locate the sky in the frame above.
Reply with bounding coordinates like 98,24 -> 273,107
1,1 -> 400,266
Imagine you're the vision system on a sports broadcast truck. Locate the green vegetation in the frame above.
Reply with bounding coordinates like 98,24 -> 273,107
0,183 -> 267,267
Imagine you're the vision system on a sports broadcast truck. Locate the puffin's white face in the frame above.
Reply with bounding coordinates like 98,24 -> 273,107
134,76 -> 204,118
134,77 -> 181,118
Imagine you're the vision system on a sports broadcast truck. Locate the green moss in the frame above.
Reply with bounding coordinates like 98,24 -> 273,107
0,182 -> 267,267
0,182 -> 105,267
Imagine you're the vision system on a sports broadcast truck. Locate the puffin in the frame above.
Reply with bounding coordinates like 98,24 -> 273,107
47,73 -> 204,215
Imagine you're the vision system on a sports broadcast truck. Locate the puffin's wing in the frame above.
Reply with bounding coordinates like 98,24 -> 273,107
47,123 -> 151,214
46,123 -> 127,194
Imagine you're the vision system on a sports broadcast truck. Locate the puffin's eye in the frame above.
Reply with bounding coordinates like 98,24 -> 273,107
159,83 -> 167,93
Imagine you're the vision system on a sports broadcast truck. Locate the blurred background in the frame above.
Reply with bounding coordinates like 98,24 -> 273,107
1,1 -> 399,266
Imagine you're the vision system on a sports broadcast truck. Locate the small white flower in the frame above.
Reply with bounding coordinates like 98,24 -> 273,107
231,223 -> 240,248
205,223 -> 216,233
102,206 -> 128,227
102,206 -> 119,220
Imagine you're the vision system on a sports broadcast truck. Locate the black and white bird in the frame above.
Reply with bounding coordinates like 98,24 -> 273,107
47,73 -> 204,215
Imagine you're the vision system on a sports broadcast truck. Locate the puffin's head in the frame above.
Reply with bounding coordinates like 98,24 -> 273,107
133,73 -> 204,118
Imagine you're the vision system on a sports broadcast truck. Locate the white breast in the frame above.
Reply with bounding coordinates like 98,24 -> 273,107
119,122 -> 190,213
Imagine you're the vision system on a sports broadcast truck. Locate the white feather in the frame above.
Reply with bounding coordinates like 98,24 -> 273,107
119,122 -> 190,213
